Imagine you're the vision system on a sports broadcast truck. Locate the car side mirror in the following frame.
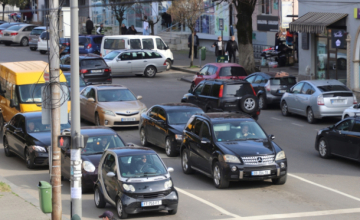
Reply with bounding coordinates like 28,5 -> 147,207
14,128 -> 22,133
269,134 -> 275,140
167,167 -> 174,173
137,95 -> 142,100
106,172 -> 116,177
201,137 -> 211,144
87,97 -> 95,102
116,58 -> 121,61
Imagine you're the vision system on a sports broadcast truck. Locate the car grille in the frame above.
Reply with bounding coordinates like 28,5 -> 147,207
114,121 -> 139,125
127,190 -> 171,199
116,111 -> 139,116
241,155 -> 275,165
34,157 -> 47,165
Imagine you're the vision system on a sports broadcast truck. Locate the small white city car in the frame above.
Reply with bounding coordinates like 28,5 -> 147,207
342,103 -> 360,119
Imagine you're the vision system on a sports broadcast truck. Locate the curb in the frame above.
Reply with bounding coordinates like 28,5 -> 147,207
171,66 -> 198,74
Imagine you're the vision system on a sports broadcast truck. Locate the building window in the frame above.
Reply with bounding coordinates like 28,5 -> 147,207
261,0 -> 271,14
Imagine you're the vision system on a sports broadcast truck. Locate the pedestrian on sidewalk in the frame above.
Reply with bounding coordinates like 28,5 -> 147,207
126,25 -> 137,35
143,16 -> 149,35
97,23 -> 104,35
188,31 -> 199,59
99,211 -> 114,220
212,36 -> 224,57
121,23 -> 128,35
86,17 -> 94,35
226,36 -> 238,63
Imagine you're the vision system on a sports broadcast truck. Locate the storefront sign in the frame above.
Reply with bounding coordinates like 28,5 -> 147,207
331,29 -> 346,49
257,15 -> 279,32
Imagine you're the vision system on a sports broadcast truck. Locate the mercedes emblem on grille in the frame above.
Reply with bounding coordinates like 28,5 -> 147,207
257,157 -> 263,163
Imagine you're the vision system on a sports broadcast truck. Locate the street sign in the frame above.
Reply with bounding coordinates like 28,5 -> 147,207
43,71 -> 50,82
219,18 -> 224,31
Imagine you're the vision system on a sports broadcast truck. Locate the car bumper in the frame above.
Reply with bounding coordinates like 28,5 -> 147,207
265,93 -> 283,105
2,35 -> 21,44
157,66 -> 168,73
29,43 -> 37,48
30,151 -> 49,166
83,76 -> 112,84
82,170 -> 98,191
101,113 -> 141,127
122,190 -> 178,214
313,105 -> 351,119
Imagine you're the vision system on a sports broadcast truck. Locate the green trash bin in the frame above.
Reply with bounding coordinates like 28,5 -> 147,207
200,47 -> 206,61
38,181 -> 52,213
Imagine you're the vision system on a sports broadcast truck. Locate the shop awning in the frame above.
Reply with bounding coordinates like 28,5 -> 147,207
289,12 -> 348,33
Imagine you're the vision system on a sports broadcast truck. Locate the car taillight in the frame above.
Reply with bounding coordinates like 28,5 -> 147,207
11,32 -> 18,36
80,69 -> 88,74
163,60 -> 167,66
317,94 -> 324,105
63,42 -> 70,46
354,94 -> 358,104
0,30 -> 2,35
219,85 -> 224,98
87,43 -> 92,49
250,84 -> 257,96
100,53 -> 102,57
104,68 -> 111,72
265,81 -> 271,92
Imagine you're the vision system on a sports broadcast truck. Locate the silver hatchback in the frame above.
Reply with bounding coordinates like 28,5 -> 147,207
280,80 -> 357,123
2,24 -> 37,46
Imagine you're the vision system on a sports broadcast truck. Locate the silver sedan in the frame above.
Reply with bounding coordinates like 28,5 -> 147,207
280,80 -> 357,123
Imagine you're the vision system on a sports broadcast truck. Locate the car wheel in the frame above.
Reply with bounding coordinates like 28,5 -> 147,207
272,174 -> 287,185
4,42 -> 11,46
318,138 -> 331,159
30,47 -> 37,51
3,137 -> 13,157
116,197 -> 128,219
94,186 -> 106,208
140,128 -> 149,146
165,137 -> 177,157
20,37 -> 29,46
281,101 -> 289,116
95,113 -> 101,126
165,59 -> 172,71
213,161 -> 229,189
240,94 -> 258,114
258,95 -> 267,110
181,149 -> 194,174
25,148 -> 35,169
0,114 -> 4,133
144,66 -> 157,78
40,50 -> 47,54
307,107 -> 316,124
168,208 -> 177,215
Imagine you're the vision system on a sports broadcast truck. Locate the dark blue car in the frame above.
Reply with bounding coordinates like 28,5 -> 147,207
60,37 -> 71,56
79,35 -> 104,55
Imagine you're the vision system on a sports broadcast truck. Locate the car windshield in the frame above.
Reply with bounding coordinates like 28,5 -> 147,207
18,83 -> 67,103
270,77 -> 296,85
97,89 -> 136,102
80,59 -> 107,69
213,120 -> 267,142
6,25 -> 23,31
317,85 -> 349,92
103,51 -> 119,60
31,28 -> 45,35
219,67 -> 247,76
27,118 -> 70,133
167,109 -> 203,125
65,74 -> 87,87
118,154 -> 167,178
82,135 -> 125,155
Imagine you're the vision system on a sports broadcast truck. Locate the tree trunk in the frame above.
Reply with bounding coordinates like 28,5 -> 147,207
235,2 -> 256,74
119,23 -> 122,35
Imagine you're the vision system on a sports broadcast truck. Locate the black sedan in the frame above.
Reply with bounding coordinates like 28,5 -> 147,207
3,112 -> 70,169
139,103 -> 204,157
315,116 -> 360,160
61,126 -> 126,192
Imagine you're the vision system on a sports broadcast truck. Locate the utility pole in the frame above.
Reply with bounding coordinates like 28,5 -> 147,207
49,0 -> 62,219
70,0 -> 82,218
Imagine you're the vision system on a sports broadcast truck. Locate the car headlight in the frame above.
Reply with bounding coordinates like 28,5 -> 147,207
175,134 -> 182,141
275,151 -> 286,161
140,107 -> 147,113
83,161 -> 96,172
123,184 -> 135,192
164,180 -> 173,189
103,110 -> 115,116
223,154 -> 241,163
31,145 -> 46,152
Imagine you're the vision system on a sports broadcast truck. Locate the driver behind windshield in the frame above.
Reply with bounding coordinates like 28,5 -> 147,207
136,155 -> 149,172
239,125 -> 255,138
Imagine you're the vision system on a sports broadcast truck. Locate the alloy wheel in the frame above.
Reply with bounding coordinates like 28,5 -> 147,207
213,165 -> 220,186
146,67 -> 155,77
117,199 -> 123,218
182,152 -> 188,171
140,129 -> 146,145
259,96 -> 264,109
165,139 -> 171,155
282,102 -> 288,115
319,140 -> 327,157
22,38 -> 28,46
26,149 -> 31,165
244,98 -> 255,111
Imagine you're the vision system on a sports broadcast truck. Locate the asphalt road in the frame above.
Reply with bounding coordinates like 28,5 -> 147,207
0,44 -> 360,220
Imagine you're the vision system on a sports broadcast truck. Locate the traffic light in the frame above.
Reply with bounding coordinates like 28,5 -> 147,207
58,135 -> 71,149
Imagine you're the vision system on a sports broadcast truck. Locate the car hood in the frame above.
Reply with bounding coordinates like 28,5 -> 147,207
218,140 -> 275,157
82,154 -> 102,167
126,178 -> 170,193
168,124 -> 185,133
98,101 -> 146,112
29,132 -> 51,146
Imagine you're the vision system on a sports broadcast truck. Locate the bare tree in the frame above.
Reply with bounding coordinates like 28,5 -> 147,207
109,0 -> 134,35
168,0 -> 204,67
135,3 -> 160,35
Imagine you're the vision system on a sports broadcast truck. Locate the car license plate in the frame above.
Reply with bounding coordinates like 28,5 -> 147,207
331,99 -> 345,104
122,118 -> 135,121
279,90 -> 286,93
4,33 -> 9,36
141,200 -> 162,207
251,170 -> 270,176
91,70 -> 102,73
79,45 -> 84,48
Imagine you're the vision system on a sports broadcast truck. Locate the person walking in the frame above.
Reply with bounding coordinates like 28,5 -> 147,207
188,31 -> 199,59
212,36 -> 224,57
126,25 -> 138,35
143,16 -> 149,35
121,23 -> 128,35
86,17 -> 94,35
96,23 -> 104,35
226,36 -> 238,63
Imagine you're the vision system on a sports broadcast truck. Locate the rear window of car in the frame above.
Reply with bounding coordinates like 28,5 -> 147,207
219,67 -> 247,77
224,84 -> 254,97
30,28 -> 45,35
104,39 -> 125,50
40,32 -> 49,40
270,77 -> 296,85
0,23 -> 15,29
6,25 -> 23,31
92,36 -> 103,45
79,37 -> 89,46
317,85 -> 350,92
80,59 -> 107,68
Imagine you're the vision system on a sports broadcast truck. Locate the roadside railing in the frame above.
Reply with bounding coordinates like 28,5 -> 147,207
253,44 -> 274,59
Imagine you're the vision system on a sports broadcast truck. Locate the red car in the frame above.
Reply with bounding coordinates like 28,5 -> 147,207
190,63 -> 248,90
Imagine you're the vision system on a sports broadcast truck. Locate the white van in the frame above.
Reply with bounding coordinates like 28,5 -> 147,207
100,35 -> 174,70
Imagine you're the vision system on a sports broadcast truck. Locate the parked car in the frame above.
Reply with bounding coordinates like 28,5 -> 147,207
94,148 -> 178,218
245,71 -> 297,109
61,126 -> 126,192
342,103 -> 360,119
190,63 -> 248,90
59,37 -> 70,55
181,79 -> 260,120
0,20 -> 6,25
3,112 -> 70,169
29,26 -> 46,51
103,49 -> 167,78
180,112 -> 287,188
80,84 -> 147,127
281,80 -> 357,123
2,23 -> 37,46
0,22 -> 23,43
37,31 -> 49,54
315,116 -> 360,160
139,103 -> 204,157
60,54 -> 112,84
63,72 -> 88,93
79,35 -> 104,54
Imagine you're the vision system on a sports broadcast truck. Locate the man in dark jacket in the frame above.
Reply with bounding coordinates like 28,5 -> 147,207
226,36 -> 238,63
86,17 -> 94,35
188,31 -> 199,59
211,36 -> 224,57
126,25 -> 137,35
121,23 -> 127,35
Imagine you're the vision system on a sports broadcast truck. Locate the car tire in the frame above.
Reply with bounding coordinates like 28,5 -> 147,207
168,208 -> 177,215
116,197 -> 128,219
95,113 -> 101,126
239,94 -> 258,114
258,95 -> 267,110
281,101 -> 289,116
94,186 -> 106,208
307,107 -> 316,124
213,161 -> 229,189
3,137 -> 14,157
20,37 -> 29,46
165,137 -> 178,157
4,42 -> 11,46
318,138 -> 331,159
40,50 -> 47,54
144,66 -> 157,78
140,128 -> 149,146
30,47 -> 37,51
25,147 -> 35,169
272,174 -> 287,185
165,59 -> 172,71
181,149 -> 194,174
0,114 -> 4,133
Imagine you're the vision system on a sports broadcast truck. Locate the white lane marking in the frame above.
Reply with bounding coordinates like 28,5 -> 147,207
291,123 -> 303,127
288,173 -> 360,202
175,187 -> 241,218
271,117 -> 282,121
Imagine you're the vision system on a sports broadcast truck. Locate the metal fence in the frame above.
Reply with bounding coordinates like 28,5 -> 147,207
253,44 -> 273,60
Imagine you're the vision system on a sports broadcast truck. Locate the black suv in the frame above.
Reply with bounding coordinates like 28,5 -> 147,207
180,112 -> 287,188
60,54 -> 112,84
245,72 -> 297,109
181,79 -> 260,120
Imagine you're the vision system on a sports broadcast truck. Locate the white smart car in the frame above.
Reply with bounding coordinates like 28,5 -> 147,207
342,103 -> 360,119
